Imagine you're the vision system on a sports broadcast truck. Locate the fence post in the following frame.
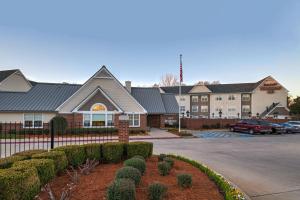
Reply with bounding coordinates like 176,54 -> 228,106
118,115 -> 129,143
50,120 -> 55,149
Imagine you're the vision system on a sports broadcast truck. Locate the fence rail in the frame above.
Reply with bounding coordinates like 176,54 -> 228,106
0,122 -> 117,158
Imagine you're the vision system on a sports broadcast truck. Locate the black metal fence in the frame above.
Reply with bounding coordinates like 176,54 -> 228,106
0,122 -> 118,158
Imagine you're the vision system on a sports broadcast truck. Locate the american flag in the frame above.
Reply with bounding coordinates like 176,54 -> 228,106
180,54 -> 183,82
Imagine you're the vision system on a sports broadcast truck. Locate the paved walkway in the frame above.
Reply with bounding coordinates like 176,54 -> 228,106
149,135 -> 300,200
131,128 -> 180,140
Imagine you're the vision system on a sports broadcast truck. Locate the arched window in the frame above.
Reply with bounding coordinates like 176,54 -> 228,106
91,103 -> 106,112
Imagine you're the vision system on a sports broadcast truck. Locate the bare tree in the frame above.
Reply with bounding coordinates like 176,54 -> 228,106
195,80 -> 220,85
159,74 -> 179,86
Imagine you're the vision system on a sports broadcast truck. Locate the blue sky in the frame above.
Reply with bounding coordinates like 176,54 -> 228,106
0,0 -> 299,96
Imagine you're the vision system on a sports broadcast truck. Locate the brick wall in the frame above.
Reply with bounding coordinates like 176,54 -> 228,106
59,113 -> 83,127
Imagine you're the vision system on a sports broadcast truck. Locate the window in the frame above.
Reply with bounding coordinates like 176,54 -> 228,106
192,96 -> 198,102
228,95 -> 235,100
242,94 -> 251,101
242,105 -> 251,113
128,114 -> 140,127
83,103 -> 115,127
228,107 -> 236,112
216,96 -> 222,101
201,95 -> 208,102
192,105 -> 198,112
180,106 -> 185,113
216,108 -> 222,112
201,106 -> 208,112
24,113 -> 43,128
180,97 -> 185,101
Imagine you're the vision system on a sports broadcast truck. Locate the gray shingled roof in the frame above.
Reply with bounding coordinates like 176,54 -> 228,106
131,87 -> 166,114
160,78 -> 266,94
0,83 -> 81,112
0,69 -> 18,82
161,94 -> 179,114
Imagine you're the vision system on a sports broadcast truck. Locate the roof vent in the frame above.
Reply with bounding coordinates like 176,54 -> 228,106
125,81 -> 131,93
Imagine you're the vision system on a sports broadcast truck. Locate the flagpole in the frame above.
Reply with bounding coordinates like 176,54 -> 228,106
179,54 -> 182,133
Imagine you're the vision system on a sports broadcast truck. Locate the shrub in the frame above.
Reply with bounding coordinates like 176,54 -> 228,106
127,142 -> 153,158
202,124 -> 210,129
115,166 -> 142,186
51,116 -> 68,133
124,158 -> 146,174
66,127 -> 118,135
158,161 -> 171,176
158,154 -> 167,161
102,142 -> 125,163
132,155 -> 145,161
82,143 -> 102,161
13,149 -> 47,159
107,178 -> 136,200
177,173 -> 192,188
148,182 -> 168,200
163,157 -> 174,168
53,145 -> 86,167
0,166 -> 40,200
129,129 -> 146,134
13,159 -> 55,186
0,155 -> 27,169
32,151 -> 68,173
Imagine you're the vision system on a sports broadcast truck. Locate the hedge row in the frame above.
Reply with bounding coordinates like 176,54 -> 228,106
168,155 -> 246,200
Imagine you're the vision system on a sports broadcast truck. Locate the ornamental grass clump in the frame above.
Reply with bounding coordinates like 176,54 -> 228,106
177,173 -> 193,188
148,182 -> 168,200
158,161 -> 171,176
107,178 -> 136,200
115,166 -> 142,186
124,157 -> 146,174
163,157 -> 174,168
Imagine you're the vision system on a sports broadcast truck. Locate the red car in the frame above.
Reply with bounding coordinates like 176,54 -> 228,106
229,120 -> 272,134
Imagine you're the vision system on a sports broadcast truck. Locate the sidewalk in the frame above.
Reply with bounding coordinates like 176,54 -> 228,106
130,128 -> 180,140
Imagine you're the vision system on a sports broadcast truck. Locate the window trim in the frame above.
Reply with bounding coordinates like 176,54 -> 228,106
180,106 -> 185,113
192,96 -> 199,103
23,113 -> 43,128
126,113 -> 141,127
242,105 -> 251,113
201,95 -> 208,102
200,105 -> 208,113
192,105 -> 199,112
242,94 -> 251,101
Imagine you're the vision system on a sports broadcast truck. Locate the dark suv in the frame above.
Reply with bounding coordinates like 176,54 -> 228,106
230,120 -> 272,134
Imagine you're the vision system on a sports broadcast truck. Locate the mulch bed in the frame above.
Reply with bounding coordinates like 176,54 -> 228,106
38,156 -> 224,200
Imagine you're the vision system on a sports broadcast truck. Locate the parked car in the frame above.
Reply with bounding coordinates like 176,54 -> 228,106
264,122 -> 285,134
286,121 -> 300,128
282,123 -> 300,133
229,120 -> 272,134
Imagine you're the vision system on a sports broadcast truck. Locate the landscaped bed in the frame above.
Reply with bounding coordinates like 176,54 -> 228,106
0,141 -> 245,200
37,156 -> 223,200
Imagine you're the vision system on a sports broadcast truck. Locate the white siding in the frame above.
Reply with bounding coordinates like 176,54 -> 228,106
175,94 -> 190,117
0,113 -> 56,123
210,93 -> 241,118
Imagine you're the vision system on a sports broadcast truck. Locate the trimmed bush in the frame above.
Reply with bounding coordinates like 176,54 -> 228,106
82,143 -> 102,161
13,149 -> 47,159
32,151 -> 68,173
124,158 -> 146,174
66,127 -> 118,135
127,142 -> 153,158
51,116 -> 68,133
13,159 -> 55,186
158,154 -> 167,162
132,155 -> 145,161
158,161 -> 171,176
115,166 -> 142,186
107,178 -> 136,200
163,157 -> 174,168
148,182 -> 168,200
0,166 -> 40,200
177,173 -> 192,188
102,142 -> 125,163
0,155 -> 27,169
53,145 -> 86,167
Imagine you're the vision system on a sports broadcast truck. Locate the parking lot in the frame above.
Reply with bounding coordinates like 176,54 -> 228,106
152,133 -> 300,200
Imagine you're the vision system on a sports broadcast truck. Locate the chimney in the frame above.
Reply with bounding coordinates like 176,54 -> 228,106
125,81 -> 131,93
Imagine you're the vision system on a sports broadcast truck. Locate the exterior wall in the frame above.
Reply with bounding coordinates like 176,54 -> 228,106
0,112 -> 56,123
0,72 -> 31,92
190,94 -> 210,118
175,94 -> 190,117
78,90 -> 117,111
241,93 -> 252,118
58,76 -> 145,113
210,93 -> 241,118
251,88 -> 288,117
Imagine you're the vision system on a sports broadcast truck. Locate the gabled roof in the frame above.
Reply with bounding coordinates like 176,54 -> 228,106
0,69 -> 18,82
160,77 -> 268,94
0,82 -> 81,112
131,87 -> 166,114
